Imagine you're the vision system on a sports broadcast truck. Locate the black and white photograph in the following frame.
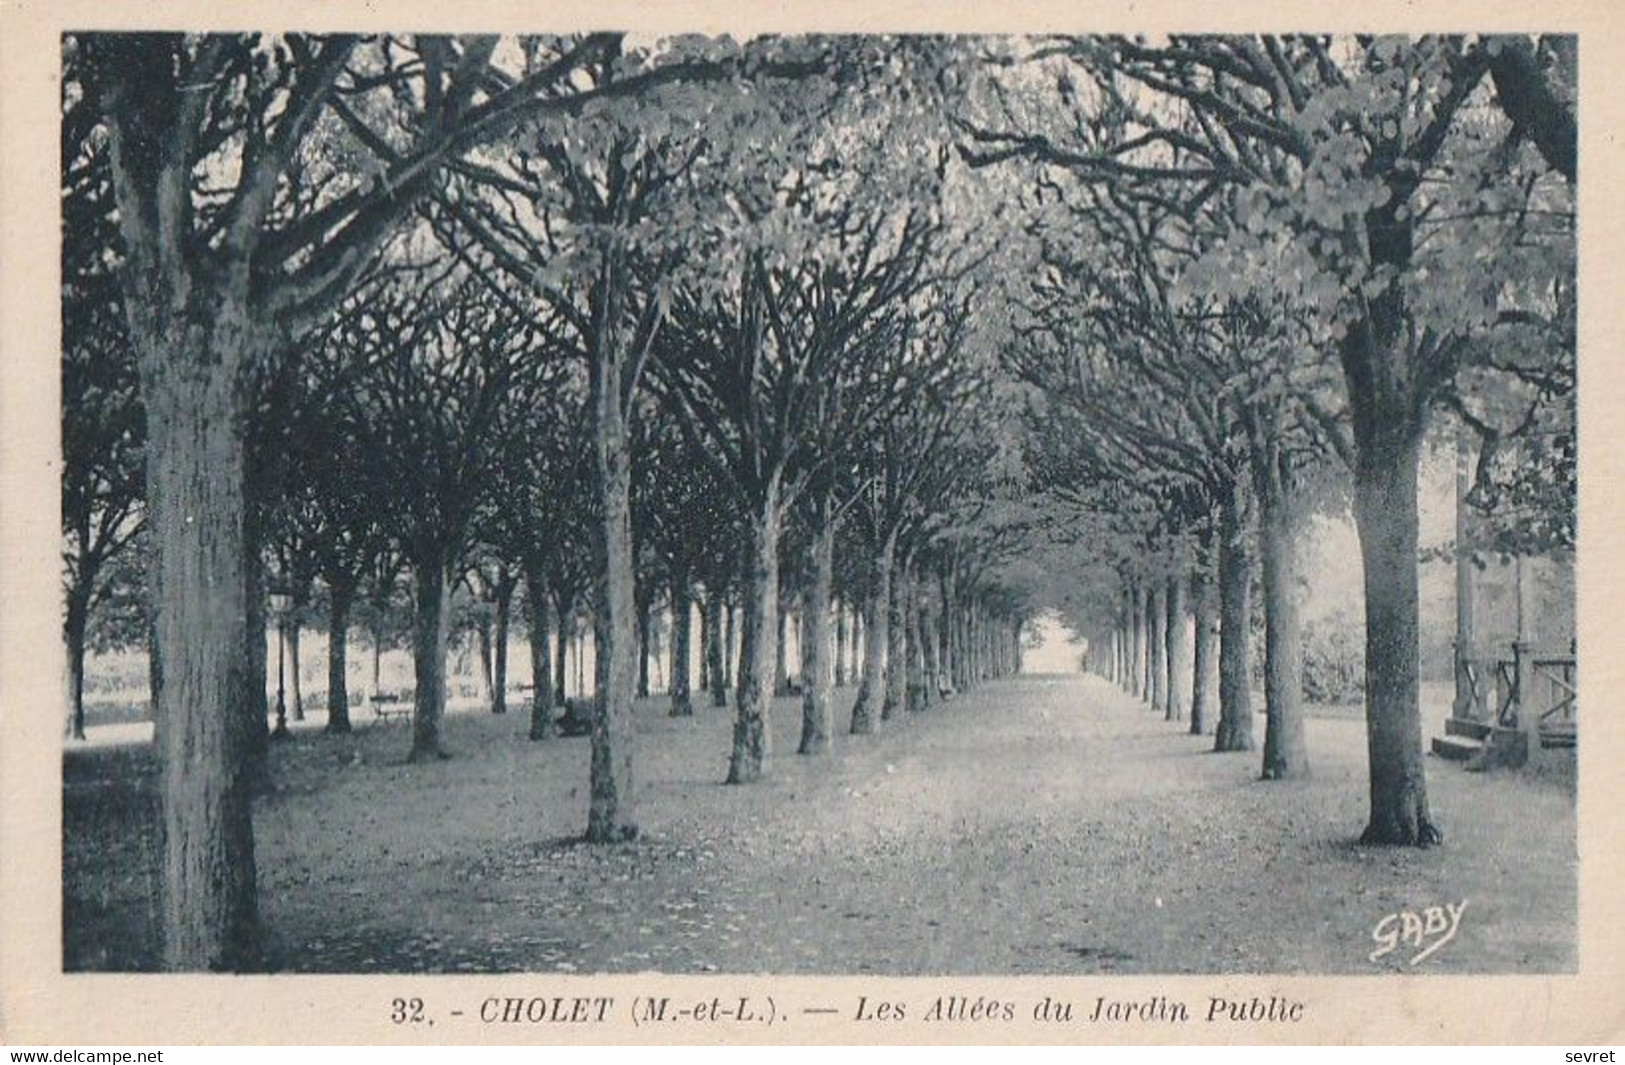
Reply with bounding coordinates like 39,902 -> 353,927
1,3 -> 1616,1047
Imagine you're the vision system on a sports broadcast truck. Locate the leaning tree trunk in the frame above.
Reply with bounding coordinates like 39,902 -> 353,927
325,586 -> 354,734
799,506 -> 835,754
525,564 -> 555,740
705,590 -> 727,708
669,566 -> 694,717
849,532 -> 894,735
1190,563 -> 1217,737
730,486 -> 782,784
1215,477 -> 1256,752
141,317 -> 261,971
1256,448 -> 1309,779
408,550 -> 451,762
1165,574 -> 1186,723
1353,414 -> 1438,844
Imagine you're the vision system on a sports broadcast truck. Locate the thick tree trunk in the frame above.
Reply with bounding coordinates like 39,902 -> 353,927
525,565 -> 555,740
408,553 -> 450,762
589,341 -> 639,842
1215,478 -> 1256,753
669,568 -> 694,717
799,508 -> 835,754
1148,581 -> 1166,713
1190,565 -> 1217,736
142,325 -> 261,970
849,533 -> 893,735
1256,450 -> 1309,779
1165,574 -> 1186,723
729,488 -> 781,784
1354,426 -> 1439,845
705,591 -> 727,708
325,589 -> 353,734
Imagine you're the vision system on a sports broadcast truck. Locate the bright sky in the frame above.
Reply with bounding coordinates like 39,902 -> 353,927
1021,610 -> 1086,674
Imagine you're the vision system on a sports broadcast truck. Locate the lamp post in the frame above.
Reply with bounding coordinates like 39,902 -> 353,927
271,591 -> 291,740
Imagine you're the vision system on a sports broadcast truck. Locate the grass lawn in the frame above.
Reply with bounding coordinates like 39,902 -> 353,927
62,673 -> 1575,974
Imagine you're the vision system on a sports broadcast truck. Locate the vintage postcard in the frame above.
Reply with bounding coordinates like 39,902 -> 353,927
1,0 -> 1620,1047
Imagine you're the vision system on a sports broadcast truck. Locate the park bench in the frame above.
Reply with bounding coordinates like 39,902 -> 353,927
368,690 -> 412,725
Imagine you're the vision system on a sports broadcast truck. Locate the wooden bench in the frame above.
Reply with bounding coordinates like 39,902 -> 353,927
368,691 -> 412,725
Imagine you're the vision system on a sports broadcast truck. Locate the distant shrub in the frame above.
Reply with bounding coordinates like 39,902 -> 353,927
1301,607 -> 1365,704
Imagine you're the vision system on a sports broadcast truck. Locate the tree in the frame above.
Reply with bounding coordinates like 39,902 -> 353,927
1108,34 -> 1572,840
61,115 -> 144,740
73,29 -> 762,967
482,362 -> 590,739
327,277 -> 545,761
966,33 -> 1574,839
649,206 -> 949,776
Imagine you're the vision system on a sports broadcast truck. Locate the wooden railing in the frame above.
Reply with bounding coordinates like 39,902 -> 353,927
1530,654 -> 1577,748
1453,642 -> 1576,748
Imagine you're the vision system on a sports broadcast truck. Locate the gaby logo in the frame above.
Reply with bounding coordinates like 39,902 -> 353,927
1369,900 -> 1469,965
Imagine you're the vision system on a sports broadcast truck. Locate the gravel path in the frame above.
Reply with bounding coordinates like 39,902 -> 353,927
64,673 -> 1576,974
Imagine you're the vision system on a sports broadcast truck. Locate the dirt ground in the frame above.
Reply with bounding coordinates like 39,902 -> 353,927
63,673 -> 1576,974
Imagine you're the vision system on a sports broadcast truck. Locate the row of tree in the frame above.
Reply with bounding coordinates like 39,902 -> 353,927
62,33 -> 1575,973
62,32 -> 1045,970
971,35 -> 1574,843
